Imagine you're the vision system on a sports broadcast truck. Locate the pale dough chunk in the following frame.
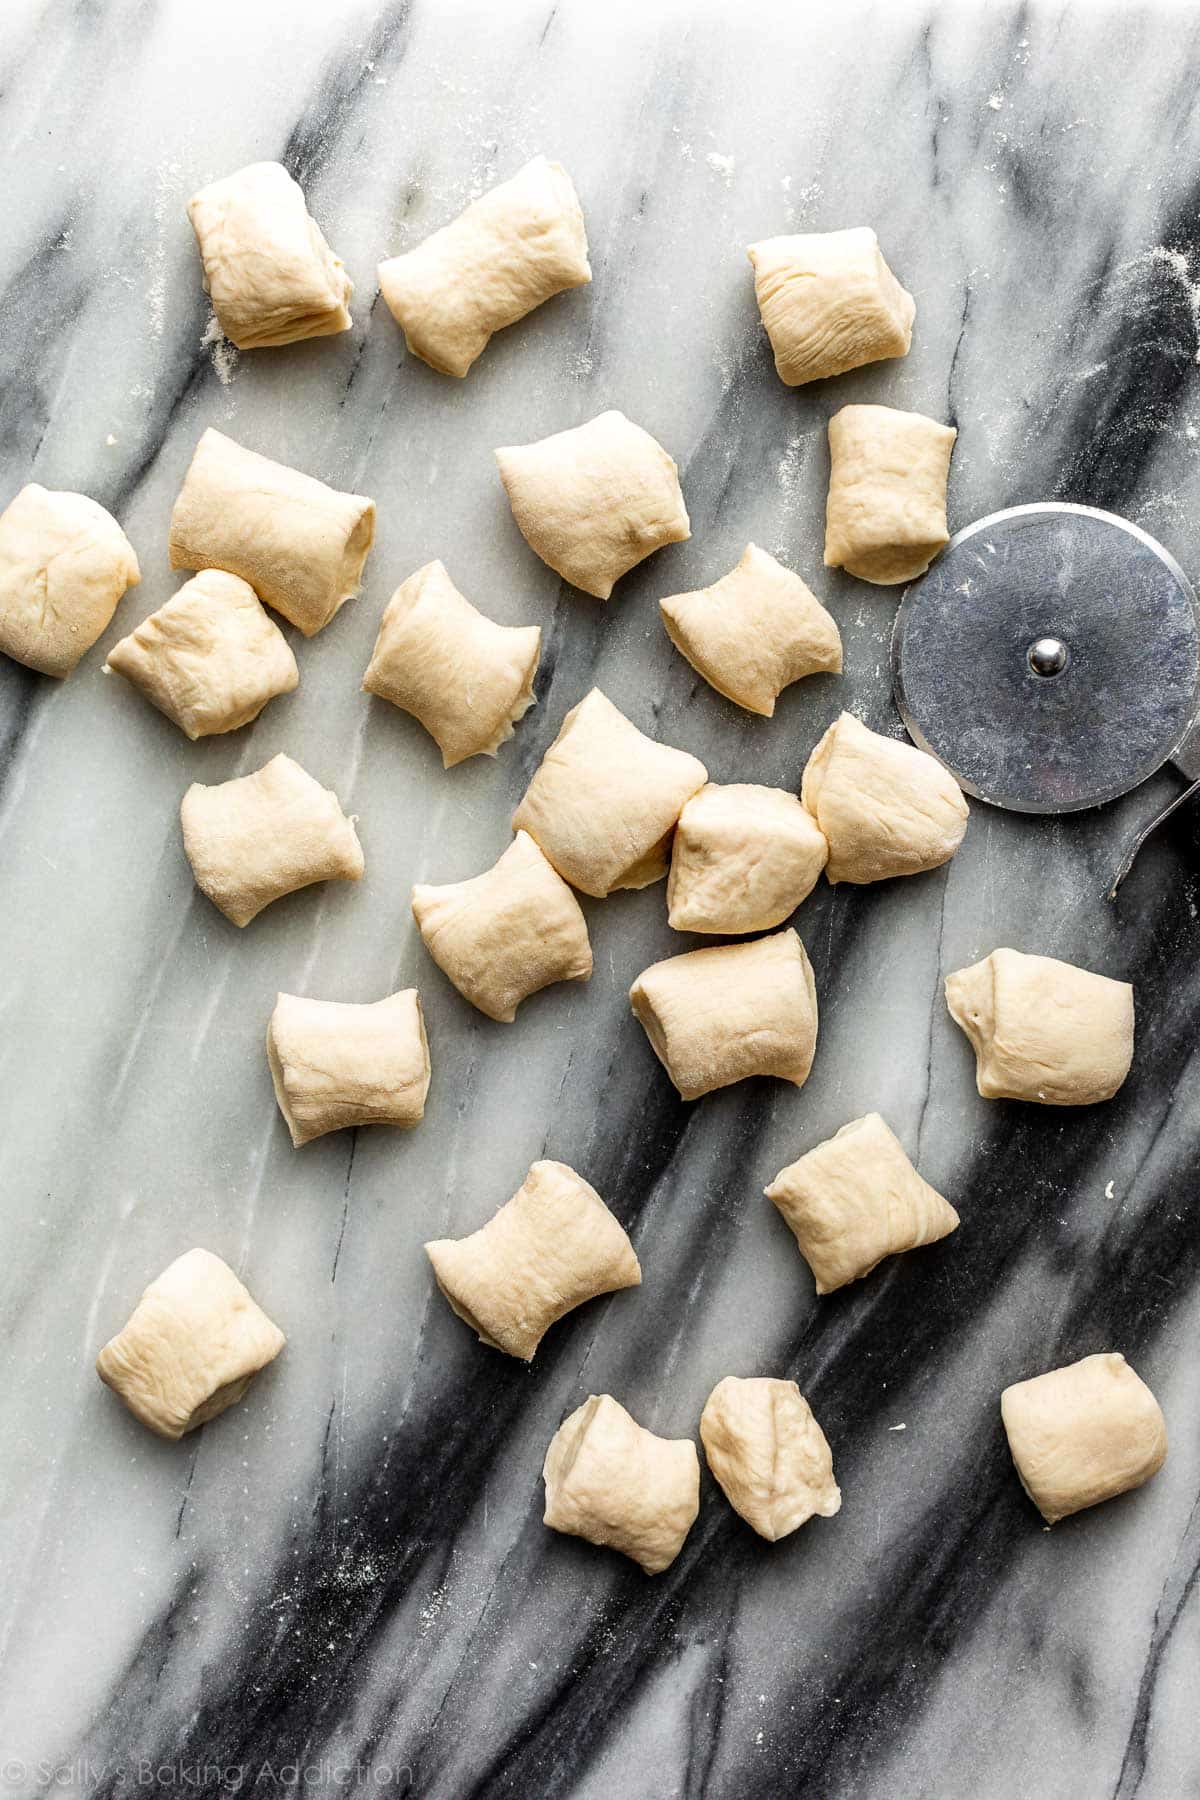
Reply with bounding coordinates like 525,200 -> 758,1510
425,1160 -> 640,1361
630,926 -> 818,1101
412,831 -> 591,1022
267,989 -> 430,1146
187,161 -> 352,349
802,711 -> 968,884
945,948 -> 1134,1105
378,156 -> 590,378
96,1248 -> 285,1440
700,1376 -> 841,1540
1001,1353 -> 1167,1524
766,1113 -> 959,1295
748,227 -> 915,387
169,428 -> 375,636
513,687 -> 707,897
362,560 -> 540,767
181,752 -> 363,927
0,484 -> 140,678
824,404 -> 956,585
660,543 -> 842,716
667,783 -> 828,935
496,410 -> 690,599
542,1394 -> 699,1574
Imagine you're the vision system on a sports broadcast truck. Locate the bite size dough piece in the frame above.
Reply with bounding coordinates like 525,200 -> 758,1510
0,484 -> 140,678
667,783 -> 828,935
824,404 -> 957,585
513,687 -> 707,898
412,831 -> 591,1022
945,948 -> 1134,1106
267,989 -> 430,1146
496,410 -> 690,600
1001,1353 -> 1167,1524
425,1160 -> 640,1360
168,428 -> 375,636
96,1248 -> 285,1440
181,752 -> 363,927
747,227 -> 915,387
362,560 -> 540,767
542,1394 -> 700,1574
801,711 -> 968,885
700,1376 -> 841,1540
187,160 -> 353,349
378,155 -> 591,378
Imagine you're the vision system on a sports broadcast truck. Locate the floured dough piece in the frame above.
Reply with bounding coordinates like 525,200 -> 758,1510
748,227 -> 915,386
0,484 -> 140,677
824,404 -> 956,585
513,687 -> 706,897
378,155 -> 590,378
412,831 -> 591,1022
181,752 -> 363,927
1001,1353 -> 1167,1524
945,948 -> 1134,1105
267,989 -> 430,1146
700,1376 -> 841,1540
667,783 -> 828,935
169,428 -> 375,636
542,1394 -> 699,1573
362,560 -> 540,767
496,410 -> 690,599
96,1248 -> 285,1440
802,711 -> 968,884
425,1160 -> 640,1360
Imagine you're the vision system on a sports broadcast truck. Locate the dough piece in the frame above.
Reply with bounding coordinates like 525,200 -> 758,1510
1001,1353 -> 1167,1524
667,783 -> 828,935
765,1113 -> 959,1295
96,1248 -> 285,1440
747,227 -> 915,387
181,752 -> 363,927
801,711 -> 968,884
187,161 -> 352,349
267,989 -> 430,1146
542,1394 -> 699,1574
945,948 -> 1134,1105
496,410 -> 690,599
425,1160 -> 640,1360
362,560 -> 540,767
104,570 -> 298,739
513,687 -> 707,897
412,831 -> 591,1022
630,926 -> 818,1101
700,1376 -> 841,1540
168,428 -> 375,636
0,484 -> 140,678
378,155 -> 590,378
824,404 -> 956,585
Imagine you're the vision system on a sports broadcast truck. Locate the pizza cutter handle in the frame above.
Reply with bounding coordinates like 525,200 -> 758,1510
1106,775 -> 1200,900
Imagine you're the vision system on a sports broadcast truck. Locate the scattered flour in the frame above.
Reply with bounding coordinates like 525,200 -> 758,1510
706,152 -> 735,183
987,92 -> 1004,111
150,160 -> 183,339
1104,1180 -> 1115,1200
202,314 -> 239,386
887,1423 -> 907,1433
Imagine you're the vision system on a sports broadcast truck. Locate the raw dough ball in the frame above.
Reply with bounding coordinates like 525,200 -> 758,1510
513,687 -> 707,897
187,160 -> 352,349
824,404 -> 956,585
747,227 -> 915,386
667,783 -> 828,935
766,1112 -> 959,1295
169,428 -> 375,636
660,542 -> 842,716
1001,1352 -> 1167,1524
96,1248 -> 285,1440
945,948 -> 1134,1105
378,155 -> 590,378
801,711 -> 968,884
267,989 -> 430,1146
0,484 -> 140,678
496,410 -> 690,600
700,1376 -> 841,1540
362,560 -> 540,767
630,926 -> 818,1101
425,1160 -> 640,1361
542,1393 -> 699,1574
181,752 -> 364,927
412,830 -> 591,1022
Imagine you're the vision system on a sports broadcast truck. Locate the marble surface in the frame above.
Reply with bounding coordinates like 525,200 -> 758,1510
2,1 -> 1200,1794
